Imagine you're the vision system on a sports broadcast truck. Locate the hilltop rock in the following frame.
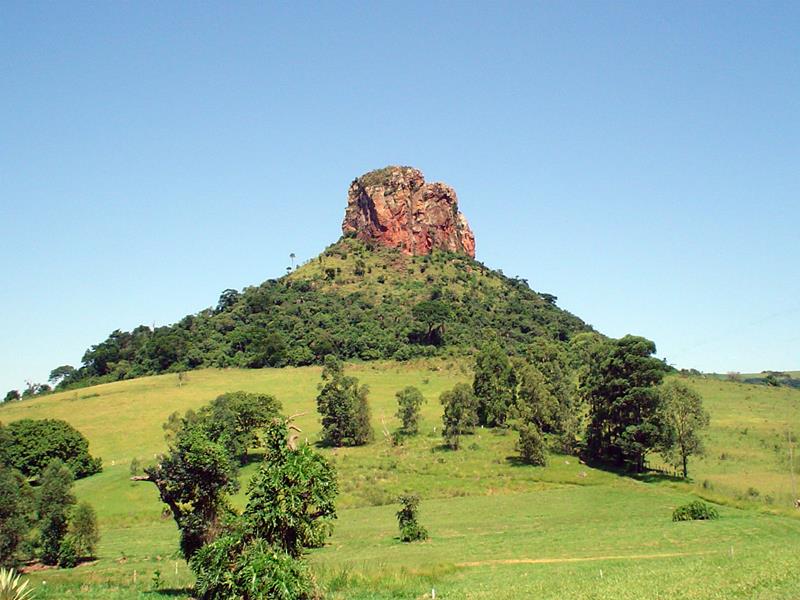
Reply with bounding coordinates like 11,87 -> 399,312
342,166 -> 476,258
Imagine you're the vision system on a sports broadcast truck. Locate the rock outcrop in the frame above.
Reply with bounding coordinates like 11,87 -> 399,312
342,166 -> 476,258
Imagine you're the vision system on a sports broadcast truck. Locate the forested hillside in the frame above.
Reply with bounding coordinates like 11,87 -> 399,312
54,238 -> 591,390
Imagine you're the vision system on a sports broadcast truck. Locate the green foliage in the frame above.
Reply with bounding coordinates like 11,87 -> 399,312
411,300 -> 451,346
129,457 -> 140,476
583,336 -> 668,471
201,391 -> 282,463
515,422 -> 547,466
672,501 -> 719,522
316,356 -> 373,447
192,532 -> 315,600
395,386 -> 425,436
3,419 -> 102,479
145,421 -> 240,559
57,535 -> 78,568
473,343 -> 516,427
59,239 -> 591,389
396,494 -> 428,542
0,468 -> 32,568
440,384 -> 478,449
48,365 -> 76,387
658,380 -> 710,478
190,420 -> 337,600
66,502 -> 99,560
0,568 -> 34,600
246,420 -> 338,558
36,459 -> 76,565
2,391 -> 20,404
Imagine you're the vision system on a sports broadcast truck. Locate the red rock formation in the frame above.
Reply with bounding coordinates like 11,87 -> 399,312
342,166 -> 476,258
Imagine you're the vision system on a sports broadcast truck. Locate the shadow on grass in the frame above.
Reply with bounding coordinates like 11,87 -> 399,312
145,587 -> 193,597
504,455 -> 543,468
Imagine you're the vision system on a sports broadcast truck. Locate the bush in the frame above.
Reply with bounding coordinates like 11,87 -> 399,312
516,422 -> 547,466
4,420 -> 101,479
396,494 -> 428,542
672,501 -> 719,522
57,536 -> 78,568
395,386 -> 425,436
68,502 -> 99,559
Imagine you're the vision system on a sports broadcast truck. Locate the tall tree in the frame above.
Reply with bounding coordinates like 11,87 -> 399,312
583,335 -> 668,471
4,419 -> 102,479
473,343 -> 516,427
315,356 -> 373,447
440,384 -> 479,449
36,459 -> 76,565
411,300 -> 451,345
658,380 -> 710,478
145,423 -> 239,559
395,386 -> 425,436
0,466 -> 32,567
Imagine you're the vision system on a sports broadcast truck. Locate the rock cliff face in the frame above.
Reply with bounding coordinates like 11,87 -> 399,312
342,166 -> 476,258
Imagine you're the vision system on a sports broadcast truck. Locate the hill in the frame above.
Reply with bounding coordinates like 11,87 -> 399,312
2,364 -> 800,598
54,166 -> 591,390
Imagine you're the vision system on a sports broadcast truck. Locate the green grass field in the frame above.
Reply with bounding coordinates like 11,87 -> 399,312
2,362 -> 800,599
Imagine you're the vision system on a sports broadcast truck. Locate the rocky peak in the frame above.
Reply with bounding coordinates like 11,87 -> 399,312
342,166 -> 476,258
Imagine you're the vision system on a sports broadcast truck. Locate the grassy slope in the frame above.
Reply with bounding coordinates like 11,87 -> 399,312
2,364 -> 800,598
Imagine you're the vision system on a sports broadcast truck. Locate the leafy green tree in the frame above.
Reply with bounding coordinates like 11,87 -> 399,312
658,380 -> 710,478
36,459 -> 76,565
65,502 -> 99,560
395,386 -> 425,435
3,391 -> 20,404
48,365 -> 76,387
4,419 -> 102,479
583,336 -> 668,471
145,423 -> 240,559
412,300 -> 451,345
0,467 -> 32,567
473,343 -> 516,427
396,494 -> 428,542
316,356 -> 373,446
201,391 -> 282,463
440,384 -> 478,449
190,419 -> 337,600
515,422 -> 547,466
216,288 -> 240,313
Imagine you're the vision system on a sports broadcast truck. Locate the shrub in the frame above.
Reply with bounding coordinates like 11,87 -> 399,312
396,494 -> 428,542
516,422 -> 547,466
68,502 -> 99,559
395,386 -> 425,436
672,501 -> 719,522
4,419 -> 101,479
57,536 -> 78,568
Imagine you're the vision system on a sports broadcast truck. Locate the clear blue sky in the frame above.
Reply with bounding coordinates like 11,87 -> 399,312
2,2 -> 798,394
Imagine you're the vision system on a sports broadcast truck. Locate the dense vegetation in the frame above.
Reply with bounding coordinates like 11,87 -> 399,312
0,419 -> 102,479
49,238 -> 591,390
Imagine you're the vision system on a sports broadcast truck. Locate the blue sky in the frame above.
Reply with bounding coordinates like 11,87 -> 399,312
1,2 -> 798,394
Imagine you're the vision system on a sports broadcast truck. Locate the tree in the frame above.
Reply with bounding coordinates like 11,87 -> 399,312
48,365 -> 76,387
411,300 -> 451,345
36,459 -> 76,565
201,391 -> 282,463
3,391 -> 20,404
473,343 -> 516,427
0,467 -> 32,567
583,336 -> 668,471
396,494 -> 428,542
658,380 -> 710,478
440,384 -> 478,450
395,386 -> 425,436
145,422 -> 240,559
65,502 -> 99,560
4,419 -> 102,479
190,419 -> 337,600
515,422 -> 547,466
216,288 -> 240,313
315,356 -> 373,446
